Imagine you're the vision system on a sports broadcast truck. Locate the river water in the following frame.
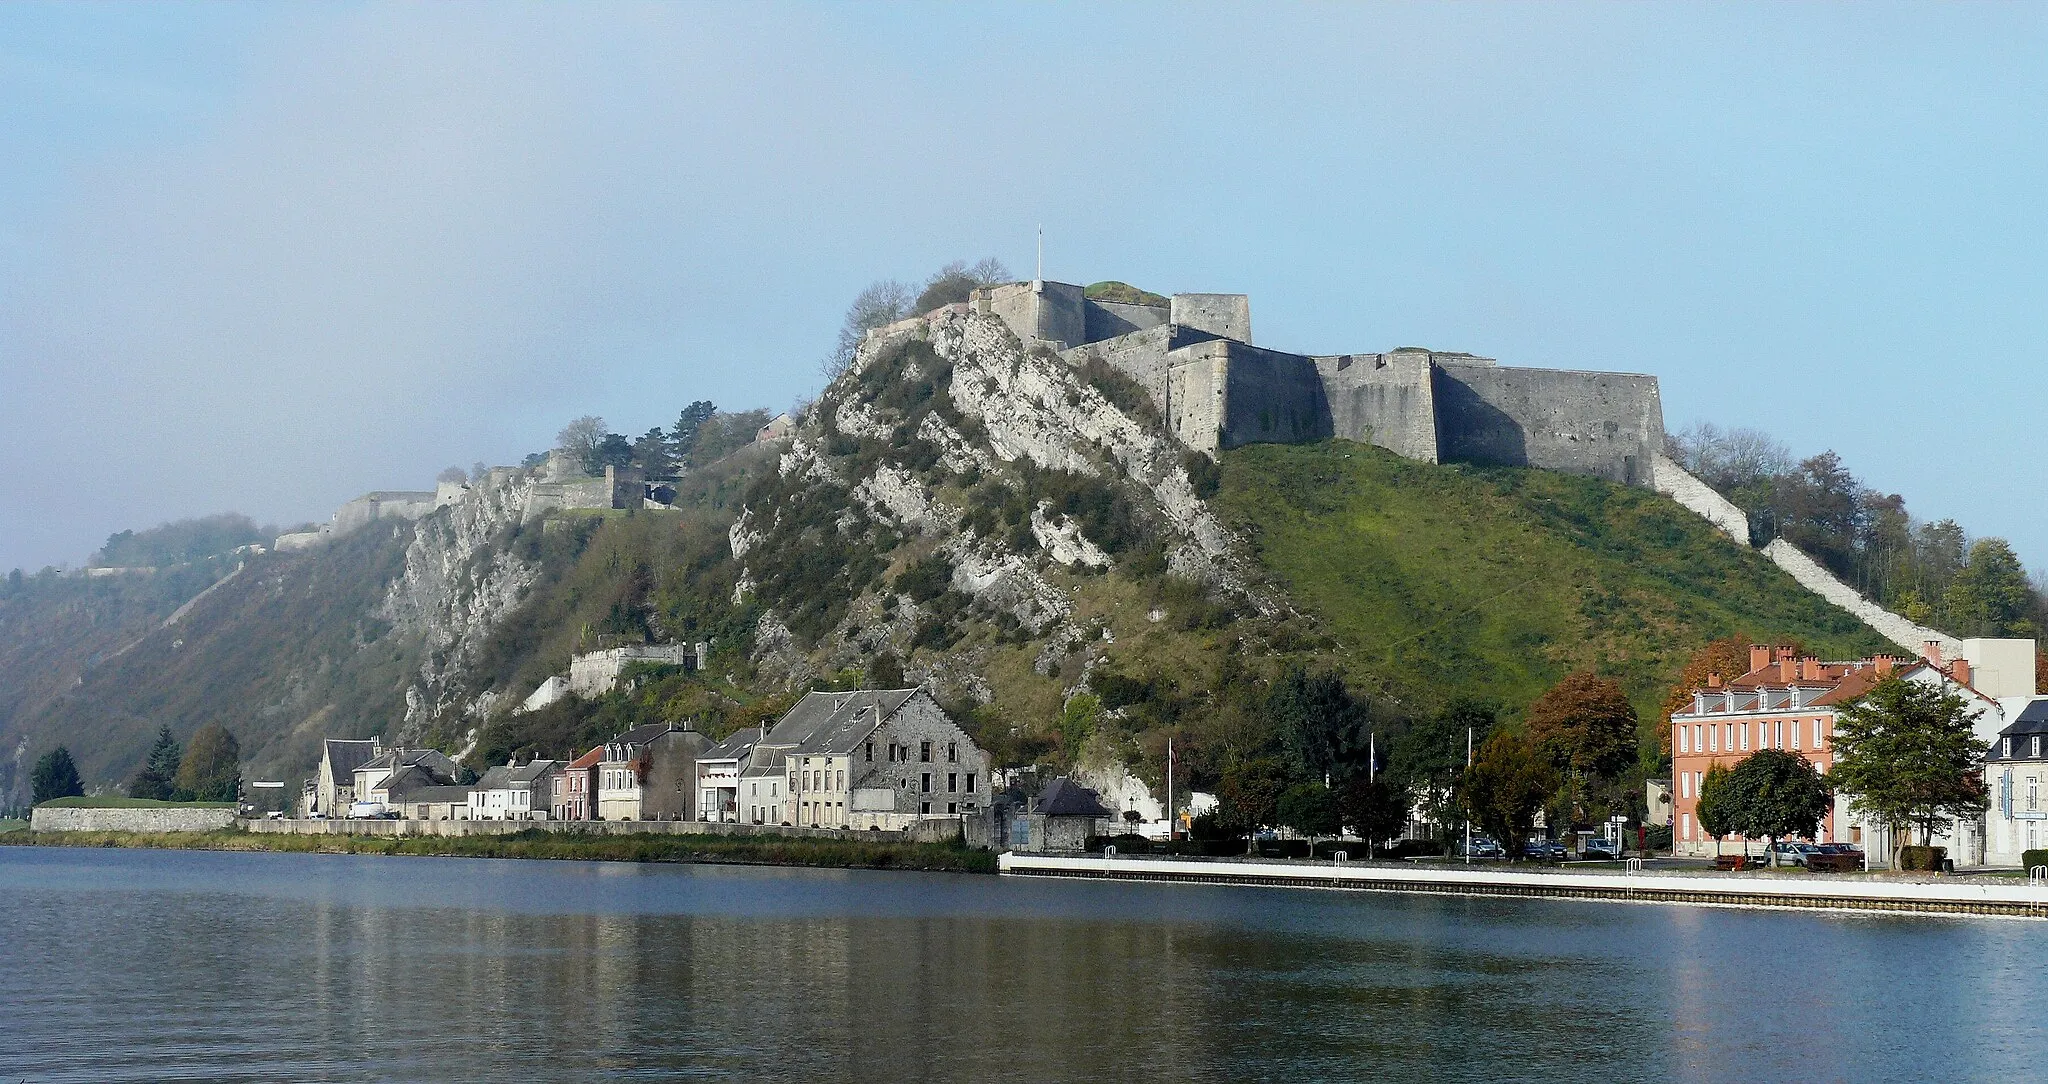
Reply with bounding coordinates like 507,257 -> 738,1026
1,847 -> 2040,1082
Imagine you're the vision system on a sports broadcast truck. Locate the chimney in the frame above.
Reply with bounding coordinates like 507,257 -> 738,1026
1952,658 -> 1973,687
1706,672 -> 1722,689
1750,644 -> 1771,673
1874,655 -> 1895,676
1799,657 -> 1821,682
1922,640 -> 1944,665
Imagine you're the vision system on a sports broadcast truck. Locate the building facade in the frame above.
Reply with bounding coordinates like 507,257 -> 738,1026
750,688 -> 989,830
552,747 -> 601,821
469,759 -> 561,821
1986,700 -> 2048,865
596,723 -> 710,821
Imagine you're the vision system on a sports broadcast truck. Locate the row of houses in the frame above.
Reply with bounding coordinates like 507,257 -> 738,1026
304,687 -> 1001,832
1664,637 -> 2044,866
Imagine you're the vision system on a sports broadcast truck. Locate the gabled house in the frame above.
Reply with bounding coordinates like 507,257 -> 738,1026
469,759 -> 562,821
695,727 -> 764,824
397,785 -> 474,821
305,738 -> 382,817
352,748 -> 462,815
1985,698 -> 2048,866
552,746 -> 602,822
996,776 -> 1112,853
597,723 -> 710,821
756,688 -> 988,830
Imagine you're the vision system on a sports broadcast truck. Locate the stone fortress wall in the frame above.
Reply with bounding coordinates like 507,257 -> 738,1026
977,278 -> 1664,488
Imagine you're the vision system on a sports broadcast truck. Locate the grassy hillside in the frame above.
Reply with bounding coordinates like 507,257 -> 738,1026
1215,441 -> 1888,722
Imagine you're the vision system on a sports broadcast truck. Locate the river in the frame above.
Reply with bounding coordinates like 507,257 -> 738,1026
1,846 -> 2040,1081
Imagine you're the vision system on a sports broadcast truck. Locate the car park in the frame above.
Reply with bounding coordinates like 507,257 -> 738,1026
1582,838 -> 1623,861
1769,842 -> 1821,866
1524,839 -> 1567,861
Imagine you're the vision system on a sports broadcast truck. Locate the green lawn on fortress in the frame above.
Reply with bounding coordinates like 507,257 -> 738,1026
36,796 -> 236,809
0,818 -> 26,834
1216,440 -> 1888,722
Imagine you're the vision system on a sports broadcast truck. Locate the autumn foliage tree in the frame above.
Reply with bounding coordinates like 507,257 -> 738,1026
1526,671 -> 1639,780
1459,732 -> 1555,859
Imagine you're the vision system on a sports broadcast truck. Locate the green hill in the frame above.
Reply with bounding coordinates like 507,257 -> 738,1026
1215,441 -> 1887,721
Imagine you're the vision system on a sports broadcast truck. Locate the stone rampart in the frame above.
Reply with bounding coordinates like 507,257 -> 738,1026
1084,298 -> 1168,342
1651,453 -> 1751,543
1197,341 -> 1333,450
1432,363 -> 1664,486
1169,293 -> 1251,343
1315,351 -> 1440,462
31,806 -> 239,833
1762,539 -> 1959,654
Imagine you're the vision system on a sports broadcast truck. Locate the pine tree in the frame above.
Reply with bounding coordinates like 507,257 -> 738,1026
126,725 -> 183,800
31,747 -> 84,804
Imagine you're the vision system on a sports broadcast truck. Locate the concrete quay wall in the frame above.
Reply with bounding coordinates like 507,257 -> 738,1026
999,853 -> 2048,919
30,807 -> 239,833
245,817 -> 965,845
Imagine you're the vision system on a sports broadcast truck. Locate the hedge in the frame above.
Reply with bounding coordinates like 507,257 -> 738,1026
2022,848 -> 2048,873
1898,845 -> 1947,872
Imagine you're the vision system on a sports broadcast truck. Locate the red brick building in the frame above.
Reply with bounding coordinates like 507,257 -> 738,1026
1668,644 -> 1980,857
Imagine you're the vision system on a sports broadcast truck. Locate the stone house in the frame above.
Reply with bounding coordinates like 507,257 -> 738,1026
305,738 -> 382,817
755,688 -> 988,830
552,746 -> 602,821
1985,698 -> 2048,866
997,777 -> 1111,853
397,785 -> 474,821
695,727 -> 764,824
470,759 -> 562,821
597,723 -> 710,821
352,748 -> 462,814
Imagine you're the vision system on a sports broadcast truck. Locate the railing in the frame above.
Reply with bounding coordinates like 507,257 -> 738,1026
1333,851 -> 1349,865
1102,844 -> 1116,857
2030,865 -> 2047,887
1626,858 -> 1644,873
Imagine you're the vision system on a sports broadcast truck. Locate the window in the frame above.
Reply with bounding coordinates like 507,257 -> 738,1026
2004,737 -> 2013,759
948,802 -> 957,814
921,741 -> 932,762
1708,727 -> 1718,753
921,801 -> 931,814
1682,813 -> 1692,840
1790,722 -> 1801,751
2031,779 -> 2040,813
1812,719 -> 1822,749
1677,727 -> 1687,754
1739,723 -> 1750,752
922,773 -> 931,793
948,742 -> 958,763
948,773 -> 957,793
966,773 -> 976,794
2034,736 -> 2042,759
836,770 -> 844,790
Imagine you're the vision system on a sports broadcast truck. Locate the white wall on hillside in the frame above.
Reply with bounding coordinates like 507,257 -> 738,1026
1762,539 -> 1959,654
1651,453 -> 1750,543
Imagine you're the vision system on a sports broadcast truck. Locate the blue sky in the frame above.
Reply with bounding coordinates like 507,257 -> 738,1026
2,3 -> 2042,577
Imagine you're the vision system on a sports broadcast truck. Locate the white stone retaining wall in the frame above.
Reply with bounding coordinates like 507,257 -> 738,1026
30,807 -> 239,833
243,816 -> 965,845
999,853 -> 2048,918
1761,539 -> 1959,654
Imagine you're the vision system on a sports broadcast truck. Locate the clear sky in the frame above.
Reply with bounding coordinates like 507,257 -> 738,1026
2,3 -> 2042,577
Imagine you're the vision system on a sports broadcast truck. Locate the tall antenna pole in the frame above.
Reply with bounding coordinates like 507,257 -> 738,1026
1035,224 -> 1043,284
1464,726 -> 1474,865
1165,737 -> 1175,843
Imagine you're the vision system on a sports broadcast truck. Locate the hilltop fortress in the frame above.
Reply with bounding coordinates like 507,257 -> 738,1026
963,279 -> 1665,488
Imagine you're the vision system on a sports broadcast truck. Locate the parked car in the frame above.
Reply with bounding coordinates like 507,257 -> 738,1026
1456,836 -> 1504,859
1582,838 -> 1623,861
1769,842 -> 1820,867
1524,839 -> 1568,861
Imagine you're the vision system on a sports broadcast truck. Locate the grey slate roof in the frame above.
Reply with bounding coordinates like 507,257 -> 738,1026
606,723 -> 682,754
700,727 -> 764,765
761,689 -> 919,757
358,747 -> 460,779
474,760 -> 559,791
321,739 -> 380,785
402,784 -> 474,804
1989,699 -> 2048,760
1035,777 -> 1112,819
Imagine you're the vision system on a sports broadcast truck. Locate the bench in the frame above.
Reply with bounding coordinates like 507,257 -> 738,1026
1714,855 -> 1753,871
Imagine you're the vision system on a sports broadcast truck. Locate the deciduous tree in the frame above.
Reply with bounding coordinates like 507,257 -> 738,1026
1390,699 -> 1494,846
555,416 -> 607,473
1829,677 -> 1988,870
1217,756 -> 1288,852
1277,782 -> 1340,841
1695,760 -> 1735,858
1338,773 -> 1410,853
31,747 -> 83,804
1725,749 -> 1832,865
825,280 -> 913,383
1945,538 -> 2035,637
1270,664 -> 1366,784
1458,732 -> 1555,859
174,723 -> 241,803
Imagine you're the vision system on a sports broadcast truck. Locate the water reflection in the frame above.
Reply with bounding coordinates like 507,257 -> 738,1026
1,848 -> 2041,1082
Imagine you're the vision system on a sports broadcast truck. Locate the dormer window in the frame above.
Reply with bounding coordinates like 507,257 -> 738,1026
2034,736 -> 2042,759
2004,737 -> 2012,759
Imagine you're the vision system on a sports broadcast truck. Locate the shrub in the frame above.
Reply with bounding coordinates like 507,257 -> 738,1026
2021,848 -> 2048,872
1898,845 -> 1948,872
1183,451 -> 1222,500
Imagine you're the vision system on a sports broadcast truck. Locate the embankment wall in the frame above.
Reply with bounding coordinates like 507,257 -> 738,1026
31,807 -> 239,833
243,817 -> 966,845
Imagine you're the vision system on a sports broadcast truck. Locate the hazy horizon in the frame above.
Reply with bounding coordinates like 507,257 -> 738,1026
4,3 -> 2044,575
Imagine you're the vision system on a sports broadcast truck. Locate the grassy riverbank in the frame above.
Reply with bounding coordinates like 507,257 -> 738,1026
1,827 -> 998,874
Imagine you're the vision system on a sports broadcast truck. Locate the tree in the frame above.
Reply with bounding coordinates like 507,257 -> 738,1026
1945,538 -> 2035,637
825,280 -> 913,383
1829,677 -> 1988,870
32,747 -> 84,803
1217,756 -> 1288,852
1725,749 -> 1833,866
1269,664 -> 1366,783
912,257 -> 1012,314
1276,783 -> 1340,841
669,400 -> 718,460
436,465 -> 469,484
1695,761 -> 1735,857
127,726 -> 183,801
1389,699 -> 1494,845
1525,672 -> 1638,825
555,416 -> 607,474
631,428 -> 675,476
1338,773 -> 1410,853
593,433 -> 634,473
1458,732 -> 1555,859
174,723 -> 241,803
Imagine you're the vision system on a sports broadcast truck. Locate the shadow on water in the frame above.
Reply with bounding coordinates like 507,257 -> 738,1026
0,847 -> 2039,1083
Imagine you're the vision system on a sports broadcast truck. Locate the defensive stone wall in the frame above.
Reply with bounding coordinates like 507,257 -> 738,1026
1207,342 -> 1333,449
1315,351 -> 1440,462
1651,453 -> 1751,543
31,806 -> 238,833
1762,539 -> 1959,654
1431,363 -> 1664,486
1084,298 -> 1168,342
1169,293 -> 1251,342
